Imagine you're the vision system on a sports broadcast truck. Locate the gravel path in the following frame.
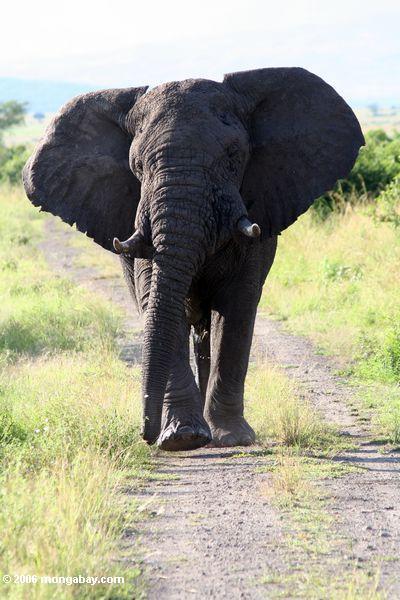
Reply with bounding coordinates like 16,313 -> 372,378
41,220 -> 400,598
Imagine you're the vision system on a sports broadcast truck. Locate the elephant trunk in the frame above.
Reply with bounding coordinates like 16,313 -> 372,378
140,183 -> 209,444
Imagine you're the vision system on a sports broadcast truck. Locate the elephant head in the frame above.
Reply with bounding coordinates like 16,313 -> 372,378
23,68 -> 364,443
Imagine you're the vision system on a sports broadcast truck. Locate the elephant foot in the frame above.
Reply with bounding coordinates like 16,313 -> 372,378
205,411 -> 256,447
157,410 -> 211,452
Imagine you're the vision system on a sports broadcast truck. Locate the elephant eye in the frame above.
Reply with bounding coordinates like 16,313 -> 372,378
218,113 -> 232,126
224,144 -> 244,177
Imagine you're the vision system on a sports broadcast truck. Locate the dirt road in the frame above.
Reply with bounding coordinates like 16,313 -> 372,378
42,221 -> 400,598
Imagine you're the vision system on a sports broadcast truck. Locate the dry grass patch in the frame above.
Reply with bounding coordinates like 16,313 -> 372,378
245,365 -> 341,451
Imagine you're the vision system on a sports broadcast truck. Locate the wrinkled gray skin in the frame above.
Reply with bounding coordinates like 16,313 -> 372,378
23,68 -> 364,451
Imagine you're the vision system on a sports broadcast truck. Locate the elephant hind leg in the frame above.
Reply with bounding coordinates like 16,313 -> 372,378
204,300 -> 257,448
192,318 -> 211,409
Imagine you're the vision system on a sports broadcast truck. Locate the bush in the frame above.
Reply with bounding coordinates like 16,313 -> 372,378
0,144 -> 29,185
0,100 -> 26,134
372,174 -> 400,228
0,99 -> 28,185
350,130 -> 400,194
356,323 -> 400,384
312,130 -> 400,220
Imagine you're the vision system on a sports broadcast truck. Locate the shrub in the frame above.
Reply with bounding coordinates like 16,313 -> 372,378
312,130 -> 400,220
0,100 -> 26,135
323,259 -> 363,282
0,144 -> 29,185
350,130 -> 400,194
356,323 -> 400,384
0,99 -> 29,185
372,174 -> 400,228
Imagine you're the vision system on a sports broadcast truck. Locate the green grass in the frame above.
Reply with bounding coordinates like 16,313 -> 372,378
0,187 -> 121,359
0,186 -> 150,599
362,383 -> 400,444
260,205 -> 400,443
260,568 -> 384,600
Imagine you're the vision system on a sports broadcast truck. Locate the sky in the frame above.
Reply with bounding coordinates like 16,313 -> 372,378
2,0 -> 400,104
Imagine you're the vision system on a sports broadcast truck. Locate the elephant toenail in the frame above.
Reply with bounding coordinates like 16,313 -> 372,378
198,427 -> 211,438
179,426 -> 194,438
242,436 -> 253,446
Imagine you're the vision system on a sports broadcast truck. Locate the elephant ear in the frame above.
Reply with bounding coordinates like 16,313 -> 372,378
224,68 -> 364,236
23,86 -> 148,252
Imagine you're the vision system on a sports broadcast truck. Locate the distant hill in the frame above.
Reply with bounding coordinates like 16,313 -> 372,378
0,77 -> 99,114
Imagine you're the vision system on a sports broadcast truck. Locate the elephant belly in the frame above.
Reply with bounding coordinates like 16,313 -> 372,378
185,292 -> 208,330
185,239 -> 247,330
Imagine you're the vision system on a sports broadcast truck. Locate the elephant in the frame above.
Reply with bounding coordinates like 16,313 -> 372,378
23,67 -> 364,451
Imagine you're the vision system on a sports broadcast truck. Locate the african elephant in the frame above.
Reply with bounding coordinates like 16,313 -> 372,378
23,67 -> 364,451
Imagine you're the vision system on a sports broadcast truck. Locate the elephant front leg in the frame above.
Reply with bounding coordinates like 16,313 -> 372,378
204,300 -> 257,447
204,239 -> 277,447
157,320 -> 211,451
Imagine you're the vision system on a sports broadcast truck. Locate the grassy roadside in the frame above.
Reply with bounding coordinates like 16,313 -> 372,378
0,186 -> 151,599
245,368 -> 384,598
260,207 -> 400,444
69,231 -> 122,279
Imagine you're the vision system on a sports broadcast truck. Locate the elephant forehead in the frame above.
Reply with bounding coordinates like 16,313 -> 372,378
150,78 -> 223,100
128,78 -> 248,168
132,79 -> 232,120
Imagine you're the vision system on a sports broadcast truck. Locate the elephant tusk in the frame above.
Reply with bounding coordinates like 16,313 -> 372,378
237,216 -> 261,238
113,230 -> 154,259
113,230 -> 144,254
113,237 -> 124,253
